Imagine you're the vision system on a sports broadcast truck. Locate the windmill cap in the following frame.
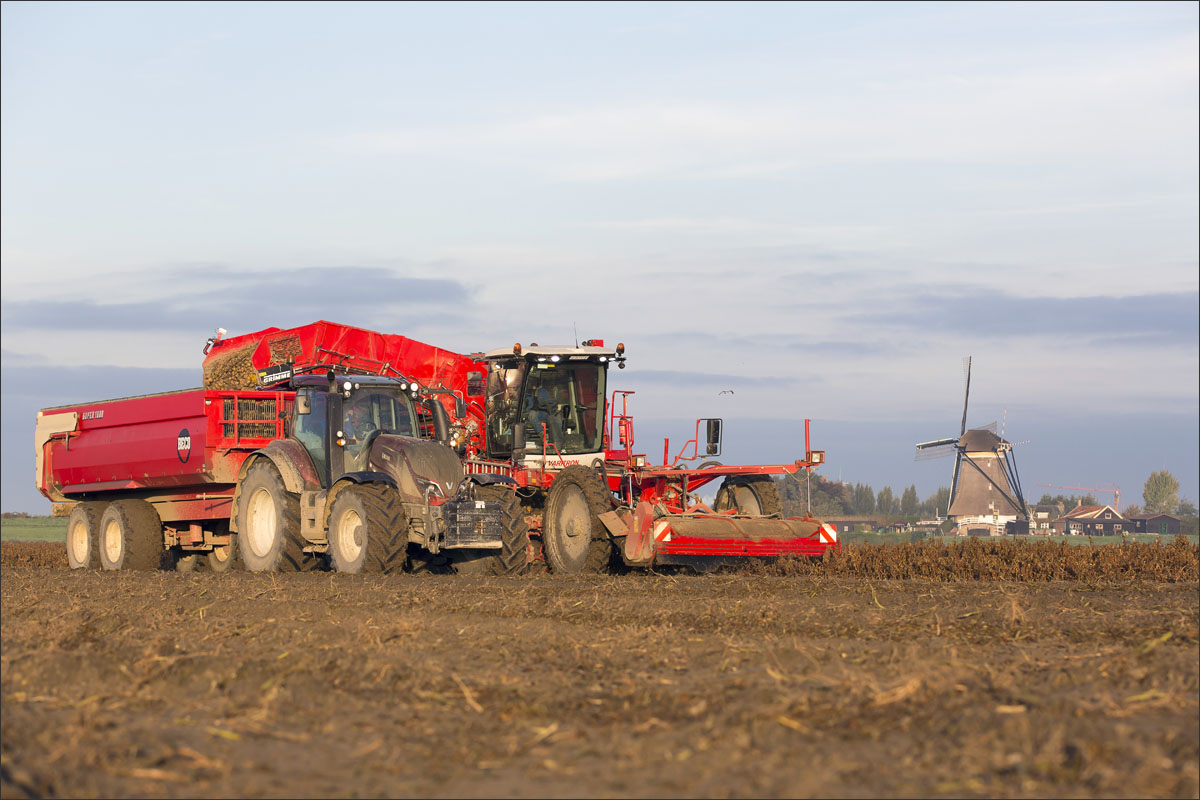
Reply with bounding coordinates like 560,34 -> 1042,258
959,428 -> 1008,451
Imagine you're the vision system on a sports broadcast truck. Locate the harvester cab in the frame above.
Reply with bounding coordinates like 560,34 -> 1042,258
480,341 -> 623,470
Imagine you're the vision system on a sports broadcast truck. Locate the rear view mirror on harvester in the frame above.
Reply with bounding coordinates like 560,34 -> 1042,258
705,418 -> 722,457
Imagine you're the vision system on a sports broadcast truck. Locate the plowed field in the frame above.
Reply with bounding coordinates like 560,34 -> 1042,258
2,540 -> 1198,799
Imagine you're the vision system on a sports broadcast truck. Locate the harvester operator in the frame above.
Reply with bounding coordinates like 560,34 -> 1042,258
525,382 -> 565,449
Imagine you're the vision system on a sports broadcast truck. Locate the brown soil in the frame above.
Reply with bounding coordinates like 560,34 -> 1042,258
2,541 -> 1198,799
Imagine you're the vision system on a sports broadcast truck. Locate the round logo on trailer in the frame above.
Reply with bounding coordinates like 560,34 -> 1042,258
177,428 -> 192,463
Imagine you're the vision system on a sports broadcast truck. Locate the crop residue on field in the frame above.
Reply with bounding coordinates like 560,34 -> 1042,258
2,540 -> 1197,799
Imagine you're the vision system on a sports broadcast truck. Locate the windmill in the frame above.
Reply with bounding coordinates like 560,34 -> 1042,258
914,357 -> 1029,536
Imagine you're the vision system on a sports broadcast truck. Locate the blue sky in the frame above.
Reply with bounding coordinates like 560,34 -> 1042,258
3,1 -> 1197,514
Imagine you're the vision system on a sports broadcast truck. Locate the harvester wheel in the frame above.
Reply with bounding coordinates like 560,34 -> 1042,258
236,461 -> 315,572
66,501 -> 107,570
449,484 -> 530,576
98,500 -> 167,571
327,484 -> 406,574
543,465 -> 615,574
714,475 -> 783,517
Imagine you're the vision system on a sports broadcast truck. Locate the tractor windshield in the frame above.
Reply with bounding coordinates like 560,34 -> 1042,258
342,388 -> 416,442
486,360 -> 606,458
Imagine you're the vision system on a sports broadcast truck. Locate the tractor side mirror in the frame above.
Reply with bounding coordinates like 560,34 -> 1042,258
705,418 -> 722,457
295,393 -> 311,415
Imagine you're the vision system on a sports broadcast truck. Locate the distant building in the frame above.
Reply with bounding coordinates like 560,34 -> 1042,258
1051,504 -> 1128,536
1127,514 -> 1181,536
822,516 -> 885,534
1028,503 -> 1064,534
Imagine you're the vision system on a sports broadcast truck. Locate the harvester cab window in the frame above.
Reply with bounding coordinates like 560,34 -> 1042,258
522,363 -> 605,455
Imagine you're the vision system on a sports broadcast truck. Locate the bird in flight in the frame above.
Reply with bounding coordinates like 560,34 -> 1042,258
719,390 -> 735,395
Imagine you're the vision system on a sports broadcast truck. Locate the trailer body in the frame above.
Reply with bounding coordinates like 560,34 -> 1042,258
37,388 -> 288,525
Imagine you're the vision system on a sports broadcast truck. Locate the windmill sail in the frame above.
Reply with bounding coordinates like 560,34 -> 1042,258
949,356 -> 972,503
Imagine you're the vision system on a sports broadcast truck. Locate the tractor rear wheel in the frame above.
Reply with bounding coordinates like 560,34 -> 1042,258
66,501 -> 107,570
236,461 -> 315,572
98,500 -> 166,571
714,475 -> 783,517
543,465 -> 614,574
449,484 -> 530,576
327,484 -> 406,573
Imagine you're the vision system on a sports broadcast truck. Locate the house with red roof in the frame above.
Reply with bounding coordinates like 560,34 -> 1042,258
1051,504 -> 1128,536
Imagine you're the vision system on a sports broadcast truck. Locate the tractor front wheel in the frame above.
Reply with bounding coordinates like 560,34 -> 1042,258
327,484 -> 406,574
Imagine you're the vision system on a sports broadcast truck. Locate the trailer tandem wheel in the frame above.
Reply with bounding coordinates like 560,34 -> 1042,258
236,461 -> 313,572
543,465 -> 615,574
449,484 -> 530,576
327,484 -> 406,573
66,501 -> 108,570
98,500 -> 166,571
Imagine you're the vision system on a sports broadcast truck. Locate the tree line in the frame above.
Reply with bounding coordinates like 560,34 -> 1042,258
775,474 -> 950,519
774,469 -> 1196,529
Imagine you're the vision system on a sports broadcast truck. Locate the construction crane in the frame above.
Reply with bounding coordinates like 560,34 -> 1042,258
1035,483 -> 1121,513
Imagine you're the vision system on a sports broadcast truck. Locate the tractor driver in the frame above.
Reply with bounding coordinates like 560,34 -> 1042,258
344,398 -> 376,442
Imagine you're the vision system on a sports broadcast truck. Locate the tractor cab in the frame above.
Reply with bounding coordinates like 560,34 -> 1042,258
290,373 -> 450,488
480,341 -> 623,463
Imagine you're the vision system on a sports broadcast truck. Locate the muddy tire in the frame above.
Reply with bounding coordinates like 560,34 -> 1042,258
175,536 -> 238,573
714,475 -> 783,517
449,484 -> 530,576
543,465 -> 615,574
175,552 -> 201,573
236,461 -> 314,572
207,536 -> 239,572
66,501 -> 107,570
327,484 -> 406,574
98,500 -> 166,571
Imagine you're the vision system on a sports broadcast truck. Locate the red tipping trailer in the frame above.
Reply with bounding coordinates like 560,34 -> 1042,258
37,387 -> 293,569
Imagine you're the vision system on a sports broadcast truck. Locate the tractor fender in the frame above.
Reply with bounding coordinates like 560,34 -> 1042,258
230,441 -> 320,533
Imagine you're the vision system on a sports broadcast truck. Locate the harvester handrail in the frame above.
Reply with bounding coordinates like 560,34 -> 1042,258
606,389 -> 636,461
668,419 -> 709,467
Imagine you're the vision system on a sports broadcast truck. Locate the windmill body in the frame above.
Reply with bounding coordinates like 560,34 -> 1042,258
945,428 -> 1025,536
915,358 -> 1029,536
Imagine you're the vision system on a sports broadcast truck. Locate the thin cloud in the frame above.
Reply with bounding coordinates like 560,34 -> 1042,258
862,290 -> 1199,341
1,267 -> 472,333
626,370 -> 796,389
